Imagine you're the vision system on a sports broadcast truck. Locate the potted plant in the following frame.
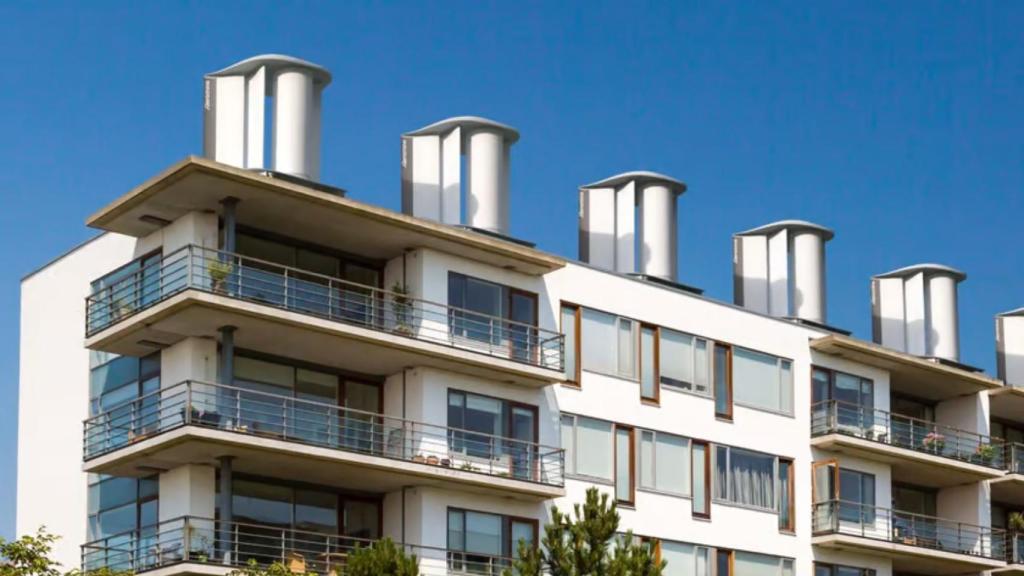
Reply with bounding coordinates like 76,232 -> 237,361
208,260 -> 233,293
976,443 -> 996,464
391,282 -> 414,335
922,432 -> 946,454
1010,511 -> 1024,532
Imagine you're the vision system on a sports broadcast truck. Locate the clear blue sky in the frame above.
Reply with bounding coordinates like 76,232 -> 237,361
0,1 -> 1021,538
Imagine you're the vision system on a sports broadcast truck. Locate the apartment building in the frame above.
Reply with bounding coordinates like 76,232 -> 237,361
17,54 -> 1024,576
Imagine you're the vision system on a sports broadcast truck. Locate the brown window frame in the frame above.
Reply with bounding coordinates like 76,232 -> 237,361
715,548 -> 734,576
614,424 -> 636,506
691,439 -> 711,519
447,507 -> 539,558
560,302 -> 582,388
778,457 -> 795,533
714,343 -> 733,421
639,324 -> 660,404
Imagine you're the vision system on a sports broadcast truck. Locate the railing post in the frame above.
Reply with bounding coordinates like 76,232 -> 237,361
183,519 -> 191,563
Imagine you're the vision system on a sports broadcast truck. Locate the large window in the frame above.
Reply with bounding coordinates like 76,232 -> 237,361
714,446 -> 778,511
812,367 -> 874,430
231,353 -> 381,448
87,475 -> 158,542
579,308 -> 637,379
560,414 -> 613,481
90,353 -> 161,416
838,468 -> 875,524
448,273 -> 538,361
448,391 -> 537,479
658,329 -> 711,395
732,347 -> 793,415
447,509 -> 536,570
638,430 -> 690,496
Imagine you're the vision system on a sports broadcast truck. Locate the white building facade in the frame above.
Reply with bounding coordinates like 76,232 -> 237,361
17,55 -> 1024,576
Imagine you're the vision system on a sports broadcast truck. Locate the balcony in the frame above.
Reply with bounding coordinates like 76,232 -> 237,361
992,444 -> 1024,507
811,500 -> 1007,574
995,534 -> 1024,575
83,380 -> 564,500
85,245 -> 564,387
81,516 -> 515,576
811,400 -> 1006,486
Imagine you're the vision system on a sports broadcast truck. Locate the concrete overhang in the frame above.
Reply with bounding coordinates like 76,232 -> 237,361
810,434 -> 1005,487
812,533 -> 1006,575
83,426 -> 564,502
86,157 -> 564,276
990,386 -> 1024,422
85,290 -> 563,388
811,334 -> 1003,401
991,474 -> 1024,508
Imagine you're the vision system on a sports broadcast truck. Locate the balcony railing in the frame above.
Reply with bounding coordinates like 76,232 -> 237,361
81,516 -> 516,576
811,400 -> 1006,470
812,500 -> 1007,560
83,380 -> 564,488
85,245 -> 564,371
1010,533 -> 1024,564
1006,443 -> 1024,475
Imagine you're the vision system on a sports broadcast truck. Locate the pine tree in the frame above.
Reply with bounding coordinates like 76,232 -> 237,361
344,538 -> 418,576
504,488 -> 666,576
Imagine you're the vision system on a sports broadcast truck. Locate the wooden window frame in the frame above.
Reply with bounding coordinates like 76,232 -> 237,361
692,439 -> 711,519
614,424 -> 636,506
778,457 -> 795,533
714,343 -> 733,421
639,324 -> 660,404
560,302 -> 582,388
715,548 -> 734,576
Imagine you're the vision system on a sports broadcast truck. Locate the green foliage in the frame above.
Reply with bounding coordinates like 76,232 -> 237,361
345,538 -> 418,576
504,488 -> 665,576
0,527 -> 62,576
227,559 -> 295,576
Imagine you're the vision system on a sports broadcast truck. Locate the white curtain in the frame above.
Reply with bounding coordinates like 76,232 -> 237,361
729,448 -> 775,509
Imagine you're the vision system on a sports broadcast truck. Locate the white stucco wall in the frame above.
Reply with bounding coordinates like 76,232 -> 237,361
17,232 -> 138,567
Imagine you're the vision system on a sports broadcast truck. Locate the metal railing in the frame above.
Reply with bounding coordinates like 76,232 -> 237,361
1011,533 -> 1024,564
1006,443 -> 1024,475
812,500 -> 1007,560
810,400 -> 1006,469
81,516 -> 516,576
83,380 -> 564,488
85,245 -> 564,371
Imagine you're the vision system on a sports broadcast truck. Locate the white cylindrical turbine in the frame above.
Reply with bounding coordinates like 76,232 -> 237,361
466,128 -> 508,234
791,230 -> 827,324
927,273 -> 961,361
639,182 -> 677,281
273,69 -> 316,180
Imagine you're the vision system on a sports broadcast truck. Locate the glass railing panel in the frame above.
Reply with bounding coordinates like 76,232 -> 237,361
86,246 -> 564,372
810,400 -> 1006,469
811,500 -> 1006,560
83,381 -> 564,488
81,517 -> 514,576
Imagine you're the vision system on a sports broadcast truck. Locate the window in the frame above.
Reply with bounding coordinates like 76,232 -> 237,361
659,329 -> 711,396
838,468 -> 875,524
615,425 -> 635,504
714,344 -> 732,419
561,304 -> 581,384
640,325 -> 658,401
447,509 -> 536,570
231,353 -> 381,447
778,458 -> 794,532
815,563 -> 876,576
812,367 -> 874,430
733,552 -> 794,576
87,475 -> 158,542
561,415 -> 614,480
90,353 -> 161,417
448,273 -> 538,360
692,441 -> 710,518
732,347 -> 793,415
448,391 -> 537,480
580,308 -> 637,380
714,446 -> 778,510
716,549 -> 733,576
639,430 -> 690,496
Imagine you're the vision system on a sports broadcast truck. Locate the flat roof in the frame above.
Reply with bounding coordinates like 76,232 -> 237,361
86,156 -> 564,275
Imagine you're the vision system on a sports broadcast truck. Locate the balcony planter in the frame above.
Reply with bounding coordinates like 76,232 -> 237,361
208,261 -> 233,294
975,444 -> 996,465
391,283 -> 414,336
922,432 -> 946,454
